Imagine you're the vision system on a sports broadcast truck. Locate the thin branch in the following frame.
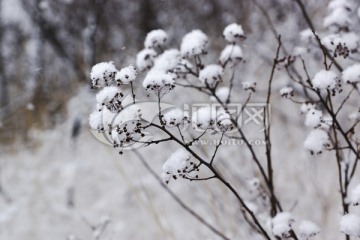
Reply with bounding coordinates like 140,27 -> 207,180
132,150 -> 230,240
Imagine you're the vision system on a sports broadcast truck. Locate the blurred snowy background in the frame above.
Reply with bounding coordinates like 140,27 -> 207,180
0,0 -> 360,239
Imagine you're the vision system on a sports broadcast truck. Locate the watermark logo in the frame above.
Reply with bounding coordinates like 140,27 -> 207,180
90,94 -> 270,150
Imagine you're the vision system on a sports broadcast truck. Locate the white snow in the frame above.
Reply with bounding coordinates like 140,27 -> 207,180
192,106 -> 214,130
305,109 -> 323,128
162,108 -> 185,127
304,129 -> 330,154
95,86 -> 123,112
198,64 -> 223,87
223,23 -> 245,43
312,70 -> 339,90
342,63 -> 360,84
340,214 -> 360,237
322,32 -> 360,53
299,220 -> 320,239
216,109 -> 233,132
219,45 -> 243,66
136,48 -> 157,72
89,110 -> 104,132
144,29 -> 168,49
351,183 -> 360,206
142,69 -> 175,94
153,49 -> 181,72
242,80 -> 256,92
272,212 -> 295,238
115,65 -> 137,84
180,30 -> 209,57
300,29 -> 314,44
300,102 -> 316,114
349,111 -> 360,121
324,7 -> 351,30
162,149 -> 191,183
211,87 -> 230,103
90,62 -> 117,88
280,87 -> 294,98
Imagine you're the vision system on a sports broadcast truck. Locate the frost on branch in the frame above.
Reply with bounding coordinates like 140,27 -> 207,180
180,29 -> 209,57
162,108 -> 189,127
115,65 -> 137,85
272,212 -> 295,238
142,69 -> 175,95
299,220 -> 320,239
96,86 -> 124,112
223,23 -> 245,43
90,61 -> 118,88
199,64 -> 223,88
144,29 -> 168,49
136,48 -> 157,72
342,63 -> 360,84
219,45 -> 243,66
351,183 -> 360,206
280,87 -> 294,98
162,149 -> 192,184
304,129 -> 330,154
340,214 -> 360,237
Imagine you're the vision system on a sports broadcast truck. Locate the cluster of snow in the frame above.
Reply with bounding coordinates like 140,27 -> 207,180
322,32 -> 360,53
115,65 -> 137,84
96,86 -> 124,112
342,63 -> 360,84
219,45 -> 243,66
180,30 -> 209,57
192,106 -> 214,130
216,109 -> 234,132
223,23 -> 245,43
162,149 -> 192,184
349,110 -> 360,121
304,129 -> 330,154
299,220 -> 320,239
324,7 -> 352,30
311,70 -> 339,90
162,108 -> 189,127
272,212 -> 295,238
280,87 -> 294,98
198,64 -> 223,87
340,214 -> 360,237
305,108 -> 323,128
351,183 -> 360,206
300,29 -> 315,44
90,62 -> 117,88
153,49 -> 181,72
172,60 -> 194,80
136,48 -> 157,72
89,110 -> 104,132
242,80 -> 256,92
300,102 -> 316,114
110,106 -> 144,149
142,70 -> 175,94
144,29 -> 168,49
211,87 -> 230,103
